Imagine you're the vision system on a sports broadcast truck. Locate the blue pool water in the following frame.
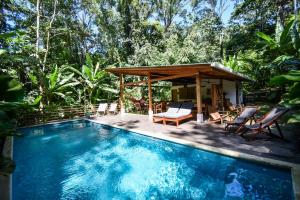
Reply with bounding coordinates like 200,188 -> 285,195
13,120 -> 294,200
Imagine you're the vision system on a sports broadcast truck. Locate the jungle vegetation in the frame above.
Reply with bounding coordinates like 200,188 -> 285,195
0,0 -> 299,124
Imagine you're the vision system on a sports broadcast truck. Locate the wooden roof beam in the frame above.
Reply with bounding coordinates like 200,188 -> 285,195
123,72 -> 197,86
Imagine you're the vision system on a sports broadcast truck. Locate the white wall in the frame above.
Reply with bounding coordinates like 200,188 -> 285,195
223,80 -> 237,105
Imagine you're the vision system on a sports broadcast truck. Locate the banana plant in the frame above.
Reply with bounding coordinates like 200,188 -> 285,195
270,70 -> 300,123
256,19 -> 295,54
257,16 -> 300,123
256,16 -> 300,75
66,54 -> 118,108
223,54 -> 240,71
29,65 -> 79,105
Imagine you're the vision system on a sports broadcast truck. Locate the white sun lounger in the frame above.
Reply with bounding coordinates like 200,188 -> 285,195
108,103 -> 118,115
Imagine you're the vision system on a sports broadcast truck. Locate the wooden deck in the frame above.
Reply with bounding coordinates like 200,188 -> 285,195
93,113 -> 300,165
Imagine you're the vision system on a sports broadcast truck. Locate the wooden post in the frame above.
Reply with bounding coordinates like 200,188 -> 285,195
196,73 -> 203,123
119,74 -> 125,115
147,73 -> 153,118
210,83 -> 217,112
236,81 -> 239,105
220,79 -> 224,111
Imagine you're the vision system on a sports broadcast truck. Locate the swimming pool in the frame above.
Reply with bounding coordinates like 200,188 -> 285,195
13,120 -> 294,199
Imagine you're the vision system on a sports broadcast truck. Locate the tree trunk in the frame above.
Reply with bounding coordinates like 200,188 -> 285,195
0,0 -> 6,34
35,0 -> 45,110
42,0 -> 58,70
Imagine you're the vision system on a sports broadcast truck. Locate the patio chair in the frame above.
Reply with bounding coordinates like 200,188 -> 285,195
130,97 -> 147,114
161,102 -> 194,127
108,103 -> 118,115
153,102 -> 181,123
154,102 -> 166,113
239,107 -> 289,140
225,106 -> 259,132
208,111 -> 230,124
96,103 -> 108,116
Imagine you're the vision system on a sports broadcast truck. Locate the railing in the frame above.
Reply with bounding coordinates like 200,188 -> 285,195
17,104 -> 97,127
244,88 -> 282,104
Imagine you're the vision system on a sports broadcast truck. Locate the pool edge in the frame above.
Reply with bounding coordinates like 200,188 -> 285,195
13,118 -> 300,200
292,168 -> 300,200
18,118 -> 85,129
88,119 -> 300,200
0,136 -> 13,200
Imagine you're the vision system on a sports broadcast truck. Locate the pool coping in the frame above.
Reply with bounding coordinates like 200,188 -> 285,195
6,118 -> 300,200
0,136 -> 13,200
88,118 -> 300,200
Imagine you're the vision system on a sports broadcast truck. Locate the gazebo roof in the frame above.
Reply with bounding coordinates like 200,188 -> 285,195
106,63 -> 250,81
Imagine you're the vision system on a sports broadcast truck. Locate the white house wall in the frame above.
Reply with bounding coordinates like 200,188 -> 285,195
223,80 -> 237,105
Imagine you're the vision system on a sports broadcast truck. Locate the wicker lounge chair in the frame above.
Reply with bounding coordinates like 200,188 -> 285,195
225,106 -> 259,132
239,107 -> 289,140
108,103 -> 118,115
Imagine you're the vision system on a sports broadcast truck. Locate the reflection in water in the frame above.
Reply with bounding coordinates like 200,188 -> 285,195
32,128 -> 45,136
224,172 -> 244,199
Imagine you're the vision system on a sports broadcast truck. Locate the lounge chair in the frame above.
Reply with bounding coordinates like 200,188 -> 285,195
160,102 -> 194,127
239,107 -> 289,140
208,111 -> 230,124
225,106 -> 259,132
96,103 -> 108,116
153,102 -> 181,123
108,103 -> 118,115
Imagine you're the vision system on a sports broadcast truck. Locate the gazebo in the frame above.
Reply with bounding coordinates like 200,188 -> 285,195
106,63 -> 250,122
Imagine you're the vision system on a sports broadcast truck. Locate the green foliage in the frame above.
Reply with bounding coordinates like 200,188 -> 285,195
66,54 -> 118,107
223,55 -> 239,71
0,75 -> 24,102
270,70 -> 300,123
0,73 -> 42,174
29,65 -> 79,105
0,0 -> 297,119
0,74 -> 24,175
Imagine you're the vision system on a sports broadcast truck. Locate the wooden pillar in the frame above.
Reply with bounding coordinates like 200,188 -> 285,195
211,84 -> 217,112
147,73 -> 153,118
220,79 -> 224,111
196,74 -> 203,122
196,74 -> 202,110
235,80 -> 239,105
119,74 -> 125,115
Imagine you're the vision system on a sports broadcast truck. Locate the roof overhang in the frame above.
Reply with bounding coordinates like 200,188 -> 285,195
106,63 -> 251,81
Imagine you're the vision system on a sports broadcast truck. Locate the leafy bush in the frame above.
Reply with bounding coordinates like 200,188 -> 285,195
270,70 -> 300,123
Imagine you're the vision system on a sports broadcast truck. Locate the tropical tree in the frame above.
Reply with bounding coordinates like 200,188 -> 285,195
67,54 -> 118,109
29,65 -> 79,106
